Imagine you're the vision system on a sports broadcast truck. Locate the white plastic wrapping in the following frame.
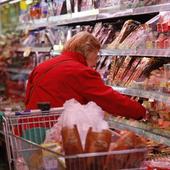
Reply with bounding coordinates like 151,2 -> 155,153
45,99 -> 109,148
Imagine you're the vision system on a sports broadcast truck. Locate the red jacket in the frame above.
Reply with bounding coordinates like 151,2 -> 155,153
25,51 -> 146,119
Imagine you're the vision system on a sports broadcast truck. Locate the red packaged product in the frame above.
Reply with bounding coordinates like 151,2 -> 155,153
147,161 -> 170,170
164,37 -> 170,48
157,23 -> 162,32
168,21 -> 170,31
162,22 -> 169,32
155,33 -> 167,48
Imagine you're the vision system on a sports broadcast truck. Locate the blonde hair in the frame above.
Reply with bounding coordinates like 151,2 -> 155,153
62,31 -> 101,57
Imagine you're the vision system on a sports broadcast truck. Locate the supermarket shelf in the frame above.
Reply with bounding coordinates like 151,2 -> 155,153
0,67 -> 31,74
17,47 -> 51,53
111,86 -> 170,104
16,48 -> 170,57
108,117 -> 170,147
17,10 -> 98,30
17,3 -> 170,30
100,49 -> 170,57
98,3 -> 170,20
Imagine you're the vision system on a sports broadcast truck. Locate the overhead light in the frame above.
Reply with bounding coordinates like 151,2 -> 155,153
9,0 -> 20,4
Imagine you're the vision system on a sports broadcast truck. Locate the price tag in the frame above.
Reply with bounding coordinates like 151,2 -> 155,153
53,43 -> 63,53
23,47 -> 32,57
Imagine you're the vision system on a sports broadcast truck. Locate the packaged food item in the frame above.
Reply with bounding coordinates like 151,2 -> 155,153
53,0 -> 66,15
61,125 -> 85,170
29,3 -> 41,20
155,33 -> 167,48
27,149 -> 43,170
108,20 -> 140,49
85,128 -> 112,153
80,0 -> 93,11
146,159 -> 170,170
85,127 -> 112,170
156,12 -> 170,33
164,64 -> 170,93
61,125 -> 83,155
40,0 -> 48,18
41,143 -> 65,170
106,131 -> 146,170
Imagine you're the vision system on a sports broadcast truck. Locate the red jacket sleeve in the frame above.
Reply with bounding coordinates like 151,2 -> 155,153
72,68 -> 146,120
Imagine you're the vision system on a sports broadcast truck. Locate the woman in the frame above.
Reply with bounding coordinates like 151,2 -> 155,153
25,31 -> 146,119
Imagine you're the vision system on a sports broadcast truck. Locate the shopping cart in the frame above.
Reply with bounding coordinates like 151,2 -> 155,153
1,108 -> 147,170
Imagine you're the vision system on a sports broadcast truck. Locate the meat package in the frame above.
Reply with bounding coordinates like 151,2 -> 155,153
108,20 -> 140,49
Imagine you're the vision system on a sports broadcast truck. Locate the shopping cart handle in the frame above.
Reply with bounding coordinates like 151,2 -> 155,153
37,102 -> 51,112
15,107 -> 64,115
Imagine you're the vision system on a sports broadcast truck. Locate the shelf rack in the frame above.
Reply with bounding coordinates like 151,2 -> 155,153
100,49 -> 170,57
111,86 -> 170,104
17,47 -> 51,53
107,116 -> 170,146
17,3 -> 170,30
16,48 -> 170,58
0,67 -> 31,74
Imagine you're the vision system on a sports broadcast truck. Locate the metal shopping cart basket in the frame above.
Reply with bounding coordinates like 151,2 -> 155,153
1,107 -> 147,170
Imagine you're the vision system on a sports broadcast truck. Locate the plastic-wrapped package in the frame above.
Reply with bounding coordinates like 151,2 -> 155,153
146,158 -> 170,170
112,56 -> 132,85
84,127 -> 112,170
45,99 -> 109,149
108,20 -> 140,49
109,56 -> 145,86
96,56 -> 113,81
106,131 -> 146,169
53,0 -> 66,15
164,64 -> 170,93
125,57 -> 150,86
92,23 -> 103,37
100,0 -> 120,8
80,0 -> 93,11
44,121 -> 62,143
119,25 -> 149,49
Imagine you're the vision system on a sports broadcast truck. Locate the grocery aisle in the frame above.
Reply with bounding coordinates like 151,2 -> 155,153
0,0 -> 170,170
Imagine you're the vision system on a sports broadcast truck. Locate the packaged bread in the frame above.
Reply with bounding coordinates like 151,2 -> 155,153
61,125 -> 85,170
61,125 -> 83,155
85,127 -> 112,170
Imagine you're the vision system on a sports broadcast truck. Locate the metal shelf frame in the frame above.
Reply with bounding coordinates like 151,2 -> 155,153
17,3 -> 170,30
111,86 -> 170,104
100,49 -> 170,57
108,117 -> 170,147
